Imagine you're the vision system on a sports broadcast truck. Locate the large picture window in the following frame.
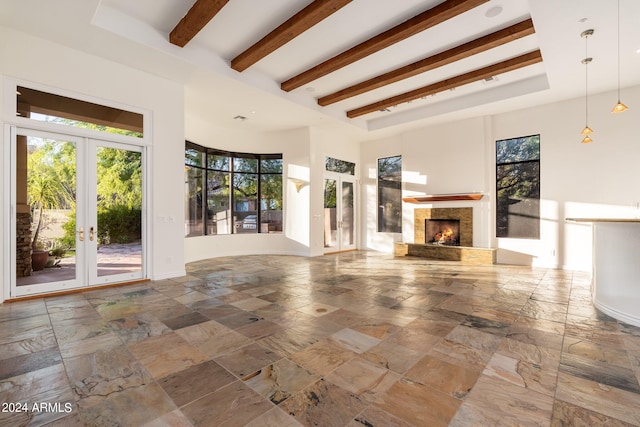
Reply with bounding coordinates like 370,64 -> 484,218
496,135 -> 540,239
185,142 -> 282,237
377,155 -> 402,233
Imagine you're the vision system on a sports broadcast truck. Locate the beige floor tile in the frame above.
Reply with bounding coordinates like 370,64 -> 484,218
2,252 -> 639,426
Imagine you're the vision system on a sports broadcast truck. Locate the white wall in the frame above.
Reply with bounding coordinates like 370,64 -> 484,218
400,118 -> 492,249
492,85 -> 640,269
361,85 -> 640,270
361,119 -> 492,253
0,26 -> 185,302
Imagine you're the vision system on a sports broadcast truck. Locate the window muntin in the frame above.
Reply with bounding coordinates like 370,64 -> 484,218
325,157 -> 355,175
377,155 -> 402,233
185,142 -> 282,236
496,135 -> 540,239
16,86 -> 143,137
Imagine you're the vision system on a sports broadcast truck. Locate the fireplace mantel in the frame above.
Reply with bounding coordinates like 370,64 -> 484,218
403,193 -> 483,203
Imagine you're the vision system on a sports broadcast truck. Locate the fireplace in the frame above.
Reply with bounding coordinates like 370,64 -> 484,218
395,206 -> 496,264
414,207 -> 473,247
425,219 -> 460,246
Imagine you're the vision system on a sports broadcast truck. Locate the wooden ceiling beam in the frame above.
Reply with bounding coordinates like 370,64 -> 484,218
318,18 -> 535,106
170,0 -> 230,47
281,0 -> 489,92
346,49 -> 543,118
231,0 -> 353,72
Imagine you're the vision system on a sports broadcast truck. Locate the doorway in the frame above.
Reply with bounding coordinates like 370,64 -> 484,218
323,174 -> 356,253
9,127 -> 145,298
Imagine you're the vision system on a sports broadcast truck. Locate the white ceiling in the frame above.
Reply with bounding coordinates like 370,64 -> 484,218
1,0 -> 639,140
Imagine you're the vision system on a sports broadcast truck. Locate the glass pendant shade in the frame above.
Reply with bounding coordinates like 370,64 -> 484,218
581,135 -> 593,144
612,101 -> 628,113
581,126 -> 593,135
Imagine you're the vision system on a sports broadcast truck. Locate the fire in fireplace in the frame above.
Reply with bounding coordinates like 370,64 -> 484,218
425,219 -> 460,246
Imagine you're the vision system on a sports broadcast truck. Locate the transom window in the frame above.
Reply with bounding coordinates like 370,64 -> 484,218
325,156 -> 355,175
185,142 -> 283,237
17,86 -> 143,137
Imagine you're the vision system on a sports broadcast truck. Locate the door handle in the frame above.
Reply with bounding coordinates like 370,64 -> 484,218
78,228 -> 84,242
90,226 -> 95,241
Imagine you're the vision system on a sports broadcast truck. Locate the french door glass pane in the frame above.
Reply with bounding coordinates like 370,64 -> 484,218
16,136 -> 77,286
341,181 -> 354,246
324,179 -> 337,249
96,147 -> 142,277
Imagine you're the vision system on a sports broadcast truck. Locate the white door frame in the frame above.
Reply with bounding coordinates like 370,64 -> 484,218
324,172 -> 357,254
5,126 -> 147,298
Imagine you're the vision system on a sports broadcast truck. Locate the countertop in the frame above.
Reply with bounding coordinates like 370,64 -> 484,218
565,218 -> 640,223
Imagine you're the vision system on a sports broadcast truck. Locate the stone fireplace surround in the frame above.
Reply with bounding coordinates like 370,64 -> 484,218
395,206 -> 496,264
414,207 -> 472,246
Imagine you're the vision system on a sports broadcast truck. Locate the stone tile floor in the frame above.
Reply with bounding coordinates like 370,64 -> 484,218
1,251 -> 640,426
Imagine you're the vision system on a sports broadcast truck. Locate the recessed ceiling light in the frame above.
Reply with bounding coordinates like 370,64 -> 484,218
578,17 -> 588,23
485,6 -> 503,18
233,115 -> 247,121
305,86 -> 315,93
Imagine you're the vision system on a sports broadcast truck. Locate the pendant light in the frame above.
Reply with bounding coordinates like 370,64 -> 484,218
581,29 -> 594,143
612,0 -> 628,113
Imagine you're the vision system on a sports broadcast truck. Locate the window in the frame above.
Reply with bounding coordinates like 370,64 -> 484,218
185,142 -> 282,236
496,135 -> 540,239
377,155 -> 402,233
325,157 -> 355,175
16,86 -> 143,137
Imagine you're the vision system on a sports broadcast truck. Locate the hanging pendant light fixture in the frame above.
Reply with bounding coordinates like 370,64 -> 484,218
581,29 -> 594,143
612,0 -> 628,113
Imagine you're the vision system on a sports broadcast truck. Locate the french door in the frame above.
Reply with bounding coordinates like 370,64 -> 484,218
324,174 -> 356,253
9,127 -> 144,298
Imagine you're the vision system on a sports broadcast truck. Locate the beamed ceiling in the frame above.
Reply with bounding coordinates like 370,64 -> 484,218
166,0 -> 544,126
1,0 -> 640,136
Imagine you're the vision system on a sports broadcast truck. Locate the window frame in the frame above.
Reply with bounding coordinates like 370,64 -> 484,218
184,141 -> 283,237
495,134 -> 541,239
377,155 -> 403,234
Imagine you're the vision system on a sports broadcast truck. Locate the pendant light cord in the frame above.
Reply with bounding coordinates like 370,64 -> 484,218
584,35 -> 589,127
617,0 -> 621,100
